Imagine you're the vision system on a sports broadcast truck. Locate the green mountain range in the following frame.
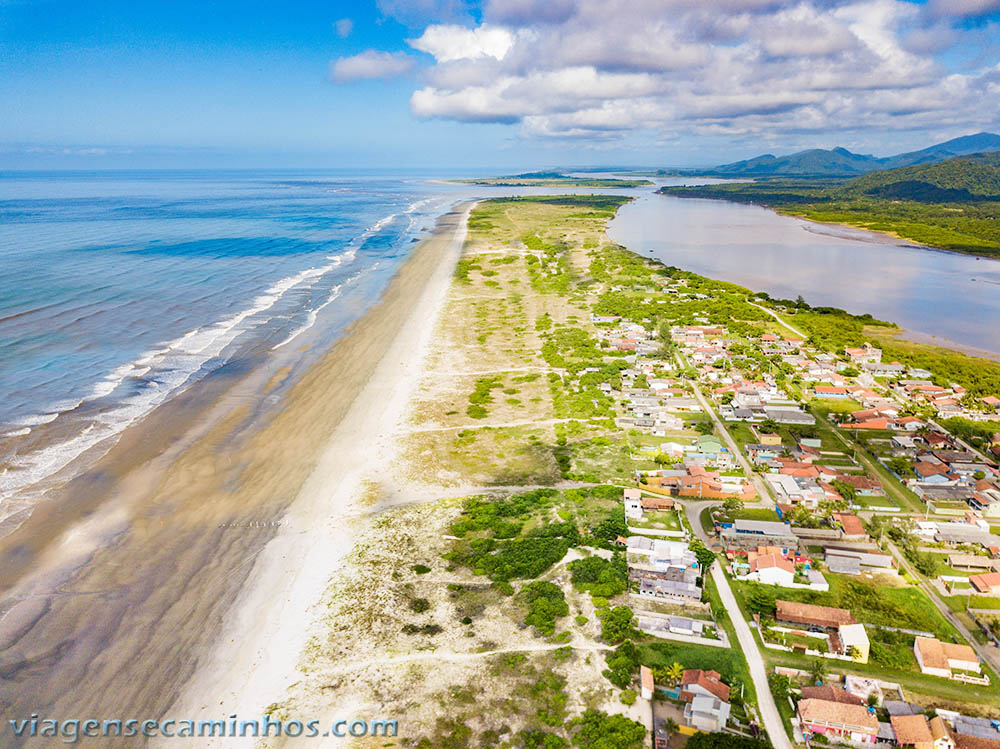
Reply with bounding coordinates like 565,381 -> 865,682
657,132 -> 1000,178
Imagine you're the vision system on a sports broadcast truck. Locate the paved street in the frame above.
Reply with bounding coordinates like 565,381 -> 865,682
689,381 -> 774,506
683,501 -> 793,749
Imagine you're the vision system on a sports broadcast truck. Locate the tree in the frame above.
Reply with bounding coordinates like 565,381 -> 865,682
768,672 -> 791,700
723,496 -> 744,515
665,661 -> 685,685
746,584 -> 777,615
690,539 -> 716,571
600,606 -> 638,644
809,659 -> 825,685
571,710 -> 645,749
831,479 -> 857,505
759,418 -> 780,433
521,581 -> 569,635
695,420 -> 715,436
886,457 -> 912,477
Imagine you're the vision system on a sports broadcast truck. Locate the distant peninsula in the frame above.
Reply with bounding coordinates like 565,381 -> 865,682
451,171 -> 653,188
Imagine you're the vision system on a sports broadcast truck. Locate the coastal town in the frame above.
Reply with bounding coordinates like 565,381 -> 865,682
260,195 -> 1000,749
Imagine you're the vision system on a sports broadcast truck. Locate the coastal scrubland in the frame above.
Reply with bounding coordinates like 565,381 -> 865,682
264,194 -> 1000,746
264,195 -> 763,747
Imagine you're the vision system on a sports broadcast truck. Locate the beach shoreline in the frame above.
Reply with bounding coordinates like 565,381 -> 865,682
0,202 -> 471,743
158,201 -> 473,742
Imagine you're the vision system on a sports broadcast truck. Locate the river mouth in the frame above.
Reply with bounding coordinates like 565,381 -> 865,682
605,179 -> 1000,357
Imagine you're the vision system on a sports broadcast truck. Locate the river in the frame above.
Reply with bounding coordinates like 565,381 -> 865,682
606,179 -> 1000,357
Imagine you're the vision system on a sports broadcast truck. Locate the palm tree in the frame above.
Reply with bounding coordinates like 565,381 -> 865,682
664,718 -> 679,736
666,661 -> 685,685
809,659 -> 825,685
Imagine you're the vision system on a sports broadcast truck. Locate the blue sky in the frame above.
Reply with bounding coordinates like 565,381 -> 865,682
2,0 -> 999,169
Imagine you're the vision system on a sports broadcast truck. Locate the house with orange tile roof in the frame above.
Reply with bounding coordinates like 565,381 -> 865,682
929,717 -> 955,749
892,714 -> 934,749
814,385 -> 849,398
680,669 -> 731,703
776,600 -> 856,630
969,571 -> 1000,595
798,698 -> 879,743
640,665 -> 654,700
913,637 -> 981,678
747,553 -> 795,586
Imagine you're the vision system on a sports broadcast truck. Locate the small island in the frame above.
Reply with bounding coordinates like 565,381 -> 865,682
452,171 -> 653,188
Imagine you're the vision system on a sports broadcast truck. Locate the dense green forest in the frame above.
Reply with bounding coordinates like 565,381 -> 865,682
659,153 -> 1000,257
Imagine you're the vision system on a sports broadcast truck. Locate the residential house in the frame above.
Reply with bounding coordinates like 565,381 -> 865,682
846,344 -> 882,364
970,572 -> 1000,596
832,513 -> 869,540
801,685 -> 864,705
814,385 -> 849,398
837,623 -> 871,663
747,554 -> 796,586
930,717 -> 956,749
624,488 -> 643,520
913,637 -> 981,678
798,699 -> 879,743
640,665 -> 654,700
720,519 -> 798,549
681,669 -> 731,702
684,695 -> 731,732
892,715 -> 935,749
776,600 -> 857,631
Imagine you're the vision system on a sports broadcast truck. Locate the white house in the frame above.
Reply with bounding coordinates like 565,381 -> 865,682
684,695 -> 731,732
746,554 -> 795,586
914,637 -> 981,678
624,488 -> 643,520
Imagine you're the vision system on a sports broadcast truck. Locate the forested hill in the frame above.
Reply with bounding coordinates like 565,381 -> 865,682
838,152 -> 1000,201
656,152 -> 1000,258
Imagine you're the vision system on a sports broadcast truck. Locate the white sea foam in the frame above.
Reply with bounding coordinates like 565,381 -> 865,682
273,265 -> 376,350
0,248 -> 363,502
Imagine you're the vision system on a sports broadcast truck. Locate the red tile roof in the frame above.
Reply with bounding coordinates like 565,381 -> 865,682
891,715 -> 933,745
681,669 -> 731,702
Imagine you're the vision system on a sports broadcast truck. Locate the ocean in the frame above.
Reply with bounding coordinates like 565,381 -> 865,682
0,170 -> 472,530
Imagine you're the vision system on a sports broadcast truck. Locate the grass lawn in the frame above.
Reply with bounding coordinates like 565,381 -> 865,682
714,507 -> 782,524
851,494 -> 900,511
630,509 -> 682,532
717,566 -> 997,712
700,574 -> 757,705
762,648 -> 1000,709
809,397 -> 863,414
726,422 -> 758,449
733,572 -> 960,640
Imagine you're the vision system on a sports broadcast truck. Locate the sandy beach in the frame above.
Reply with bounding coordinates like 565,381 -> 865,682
0,203 -> 471,745
159,201 -> 472,741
